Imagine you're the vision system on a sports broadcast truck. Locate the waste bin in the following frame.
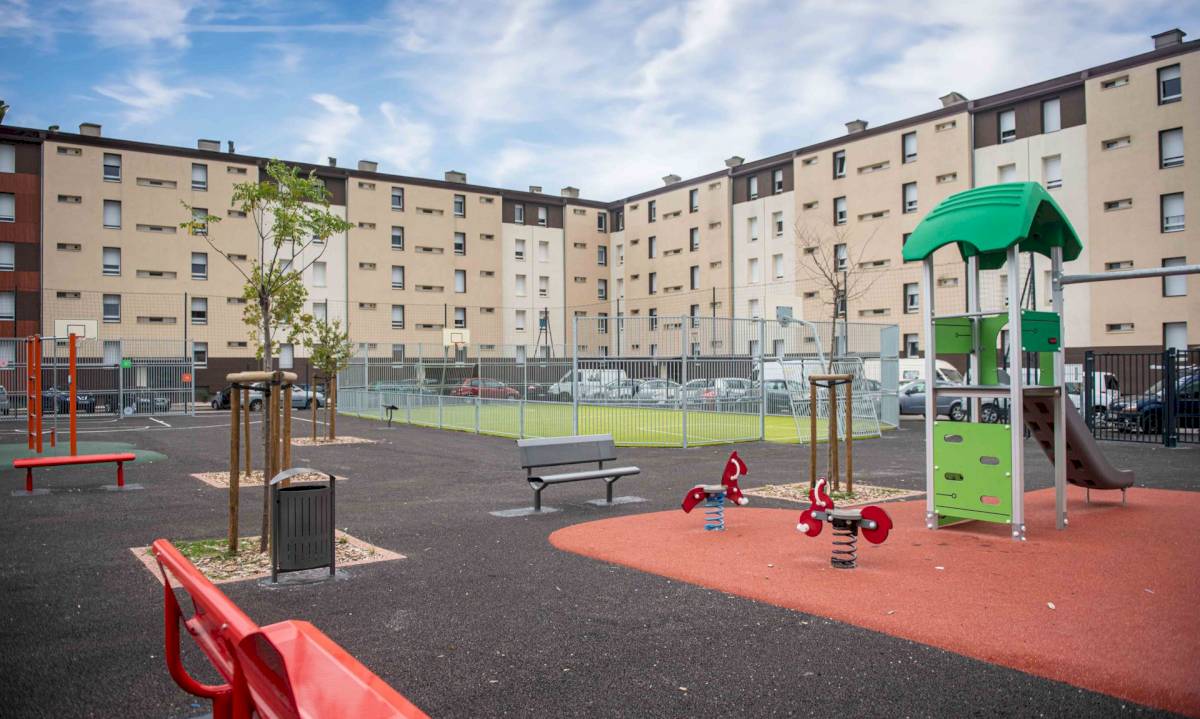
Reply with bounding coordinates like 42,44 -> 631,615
269,467 -> 337,583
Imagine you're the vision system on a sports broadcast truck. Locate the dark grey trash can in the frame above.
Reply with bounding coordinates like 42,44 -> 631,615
269,467 -> 337,583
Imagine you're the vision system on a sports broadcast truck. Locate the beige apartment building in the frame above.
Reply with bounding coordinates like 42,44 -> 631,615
3,27 -> 1195,389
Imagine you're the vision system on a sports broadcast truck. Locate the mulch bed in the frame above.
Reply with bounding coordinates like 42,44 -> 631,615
190,470 -> 346,488
744,482 -> 923,506
290,435 -> 376,447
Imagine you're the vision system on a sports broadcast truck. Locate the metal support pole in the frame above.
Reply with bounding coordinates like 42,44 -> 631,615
520,352 -> 527,439
829,380 -> 839,493
922,259 -> 936,529
69,334 -> 77,456
1007,245 -> 1026,541
34,336 -> 42,454
966,256 -> 981,420
758,319 -> 767,441
229,385 -> 240,554
26,337 -> 33,449
809,379 -> 818,488
680,318 -> 688,448
845,379 -> 853,494
571,315 -> 580,435
1050,246 -> 1067,530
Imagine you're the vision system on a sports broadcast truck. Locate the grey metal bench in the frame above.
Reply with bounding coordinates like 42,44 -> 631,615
517,434 -> 640,511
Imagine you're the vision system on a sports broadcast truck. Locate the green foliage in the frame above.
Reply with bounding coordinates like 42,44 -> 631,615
304,318 -> 354,377
180,159 -> 353,362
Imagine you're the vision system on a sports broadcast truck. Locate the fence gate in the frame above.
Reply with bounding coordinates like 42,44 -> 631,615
1085,349 -> 1199,447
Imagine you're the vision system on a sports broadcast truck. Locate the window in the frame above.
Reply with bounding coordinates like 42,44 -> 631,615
515,239 -> 526,261
748,257 -> 761,283
193,342 -> 208,367
313,302 -> 327,322
648,236 -> 657,258
597,212 -> 607,231
773,212 -> 783,237
102,247 -> 121,276
1160,128 -> 1184,168
597,279 -> 607,300
1101,75 -> 1129,89
689,227 -> 700,251
1163,257 -> 1188,297
690,265 -> 700,289
191,163 -> 208,191
834,196 -> 846,225
689,188 -> 699,212
649,308 -> 658,331
902,232 -> 911,248
648,272 -> 657,295
391,226 -> 405,250
998,164 -> 1017,183
391,187 -> 404,209
616,278 -> 623,297
772,253 -> 784,279
103,294 -> 121,322
748,216 -> 759,242
833,150 -> 846,178
537,206 -> 547,226
455,269 -> 467,293
689,304 -> 700,327
454,232 -> 466,256
453,194 -> 465,217
1162,193 -> 1185,233
0,291 -> 12,321
1158,64 -> 1181,104
538,275 -> 549,297
0,242 -> 12,272
998,110 -> 1016,143
515,309 -> 526,332
103,200 -> 121,228
1164,322 -> 1188,351
515,274 -> 527,295
597,245 -> 608,266
191,297 -> 208,325
0,193 -> 11,223
454,307 -> 466,329
390,265 -> 404,289
191,252 -> 207,280
1103,136 -> 1131,151
598,313 -> 609,334
773,168 -> 784,193
537,240 -> 549,262
1043,155 -> 1062,189
191,207 -> 208,235
103,153 -> 121,181
834,243 -> 848,271
616,210 -> 624,231
617,243 -> 624,265
748,298 -> 761,319
514,204 -> 525,224
903,182 -> 918,213
648,200 -> 656,222
0,144 -> 13,173
391,304 -> 405,329
1042,98 -> 1061,133
902,131 -> 917,162
904,283 -> 919,313
748,175 -> 759,199
904,334 -> 919,357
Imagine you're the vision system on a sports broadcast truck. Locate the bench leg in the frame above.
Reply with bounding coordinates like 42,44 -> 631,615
606,479 -> 614,504
534,486 -> 542,512
117,461 -> 124,488
25,467 -> 32,494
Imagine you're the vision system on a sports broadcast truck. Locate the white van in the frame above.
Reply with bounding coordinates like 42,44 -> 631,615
547,368 -> 628,402
861,358 -> 963,385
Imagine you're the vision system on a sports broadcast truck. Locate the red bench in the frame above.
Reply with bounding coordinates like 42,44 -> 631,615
12,452 -> 138,494
152,539 -> 429,719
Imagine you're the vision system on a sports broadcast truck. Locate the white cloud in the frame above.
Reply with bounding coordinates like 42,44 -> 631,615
375,103 -> 434,175
93,71 -> 209,124
294,93 -> 363,164
86,0 -> 201,48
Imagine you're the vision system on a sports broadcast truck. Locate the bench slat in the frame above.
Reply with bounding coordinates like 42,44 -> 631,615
13,452 -> 136,469
532,467 -> 640,484
518,434 -> 617,468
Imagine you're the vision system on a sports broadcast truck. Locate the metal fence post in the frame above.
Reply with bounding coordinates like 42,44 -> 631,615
571,315 -> 580,435
1164,349 -> 1178,448
680,318 -> 688,448
1083,350 -> 1095,432
117,338 -> 124,420
520,352 -> 527,438
758,319 -> 767,440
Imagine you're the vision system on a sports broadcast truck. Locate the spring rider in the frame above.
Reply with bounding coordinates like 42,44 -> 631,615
680,451 -> 748,531
796,477 -> 893,568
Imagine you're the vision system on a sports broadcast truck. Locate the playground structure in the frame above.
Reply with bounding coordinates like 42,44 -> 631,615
901,183 -> 1145,540
24,334 -> 79,456
680,451 -> 749,530
796,477 -> 893,568
225,370 -> 296,553
807,373 -> 855,493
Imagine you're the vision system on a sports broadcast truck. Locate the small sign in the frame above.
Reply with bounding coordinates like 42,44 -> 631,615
120,358 -> 132,369
0,359 -> 8,368
181,372 -> 193,383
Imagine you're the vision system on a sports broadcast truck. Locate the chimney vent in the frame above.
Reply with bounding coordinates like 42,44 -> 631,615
724,156 -> 744,168
358,160 -> 379,173
444,170 -> 467,183
327,157 -> 337,167
939,91 -> 968,107
48,125 -> 60,133
560,186 -> 580,198
1152,28 -> 1186,49
662,174 -> 681,185
528,185 -> 542,193
79,123 -> 102,137
227,140 -> 236,153
197,139 -> 220,151
845,119 -> 868,134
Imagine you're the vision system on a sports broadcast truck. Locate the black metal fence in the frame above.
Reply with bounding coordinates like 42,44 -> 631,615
1084,349 -> 1200,447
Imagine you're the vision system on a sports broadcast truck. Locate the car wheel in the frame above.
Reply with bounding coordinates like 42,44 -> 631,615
304,399 -> 312,409
249,399 -> 263,411
1140,413 -> 1161,435
948,403 -> 966,422
980,404 -> 999,424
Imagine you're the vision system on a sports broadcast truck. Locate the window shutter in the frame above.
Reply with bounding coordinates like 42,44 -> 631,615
1162,129 -> 1184,163
0,292 -> 15,318
0,243 -> 15,269
0,145 -> 14,173
104,201 -> 121,227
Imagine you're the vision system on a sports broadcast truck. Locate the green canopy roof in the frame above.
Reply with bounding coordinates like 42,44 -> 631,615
901,182 -> 1083,270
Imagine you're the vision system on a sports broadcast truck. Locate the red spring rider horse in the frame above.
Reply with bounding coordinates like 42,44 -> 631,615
797,477 -> 893,568
681,451 -> 748,531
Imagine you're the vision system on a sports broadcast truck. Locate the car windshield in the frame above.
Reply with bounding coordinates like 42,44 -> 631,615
941,368 -> 964,383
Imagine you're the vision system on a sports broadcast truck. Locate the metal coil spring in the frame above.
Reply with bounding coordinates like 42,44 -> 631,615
704,492 -> 726,531
830,522 -> 858,568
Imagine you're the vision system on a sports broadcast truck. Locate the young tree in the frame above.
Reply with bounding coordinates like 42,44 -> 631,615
794,222 -> 881,365
303,318 -> 354,441
182,159 -> 352,552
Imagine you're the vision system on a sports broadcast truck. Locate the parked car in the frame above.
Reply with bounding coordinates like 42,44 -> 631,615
1109,372 -> 1200,434
42,386 -> 96,414
601,379 -> 643,401
210,385 -> 264,411
290,384 -> 326,409
450,378 -> 519,399
761,379 -> 803,414
547,368 -> 628,402
638,379 -> 680,404
898,380 -> 966,421
125,392 -> 171,414
703,378 -> 755,402
681,378 -> 716,403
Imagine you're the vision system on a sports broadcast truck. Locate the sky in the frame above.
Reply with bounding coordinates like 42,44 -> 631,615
1,0 -> 1197,200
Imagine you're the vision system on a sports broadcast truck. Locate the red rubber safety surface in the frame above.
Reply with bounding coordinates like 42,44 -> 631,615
550,486 -> 1200,717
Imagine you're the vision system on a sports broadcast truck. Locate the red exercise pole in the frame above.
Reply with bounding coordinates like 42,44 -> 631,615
69,333 -> 77,456
34,336 -> 42,454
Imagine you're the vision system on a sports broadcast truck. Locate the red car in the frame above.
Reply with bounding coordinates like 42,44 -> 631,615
450,378 -> 520,399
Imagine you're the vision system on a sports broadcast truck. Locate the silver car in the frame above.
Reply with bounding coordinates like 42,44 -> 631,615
638,379 -> 680,403
898,380 -> 966,421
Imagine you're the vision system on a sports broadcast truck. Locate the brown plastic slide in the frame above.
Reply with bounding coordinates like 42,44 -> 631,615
1022,392 -> 1135,490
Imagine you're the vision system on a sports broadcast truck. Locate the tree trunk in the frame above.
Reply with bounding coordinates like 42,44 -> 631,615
311,375 -> 318,441
259,297 -> 272,553
329,381 -> 337,440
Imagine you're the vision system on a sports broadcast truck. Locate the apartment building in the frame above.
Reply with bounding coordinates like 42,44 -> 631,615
3,27 -> 1195,379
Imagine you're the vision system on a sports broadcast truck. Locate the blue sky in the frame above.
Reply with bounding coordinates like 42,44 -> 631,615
1,0 -> 1197,199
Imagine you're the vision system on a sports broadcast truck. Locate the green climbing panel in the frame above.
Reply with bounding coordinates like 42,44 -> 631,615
934,317 -> 973,355
1020,310 -> 1061,354
932,420 -> 1013,524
